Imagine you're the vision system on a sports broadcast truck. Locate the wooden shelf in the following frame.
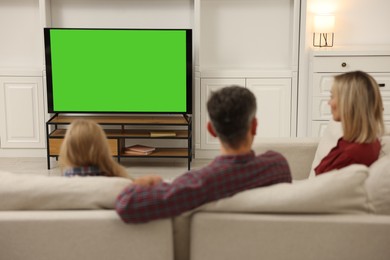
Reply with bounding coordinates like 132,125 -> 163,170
46,114 -> 192,170
48,115 -> 189,125
51,129 -> 189,139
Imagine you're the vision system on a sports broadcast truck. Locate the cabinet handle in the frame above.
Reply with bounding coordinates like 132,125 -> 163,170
379,83 -> 386,87
341,62 -> 347,67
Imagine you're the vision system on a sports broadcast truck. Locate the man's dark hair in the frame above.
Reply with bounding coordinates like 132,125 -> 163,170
207,85 -> 257,149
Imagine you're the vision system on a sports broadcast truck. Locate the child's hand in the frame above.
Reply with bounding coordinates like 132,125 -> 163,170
133,175 -> 163,187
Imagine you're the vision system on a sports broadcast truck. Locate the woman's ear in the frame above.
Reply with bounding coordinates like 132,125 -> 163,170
251,117 -> 258,136
207,122 -> 217,137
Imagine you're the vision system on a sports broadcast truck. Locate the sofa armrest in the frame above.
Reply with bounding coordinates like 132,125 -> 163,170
253,138 -> 319,180
0,210 -> 173,260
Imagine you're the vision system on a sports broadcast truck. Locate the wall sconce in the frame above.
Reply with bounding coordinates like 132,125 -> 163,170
313,14 -> 335,47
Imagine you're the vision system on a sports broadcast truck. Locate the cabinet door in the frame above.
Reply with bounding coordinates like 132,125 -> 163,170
247,78 -> 292,140
200,78 -> 246,149
0,77 -> 45,148
313,72 -> 390,97
312,96 -> 332,120
312,73 -> 337,96
312,56 -> 390,73
311,121 -> 329,137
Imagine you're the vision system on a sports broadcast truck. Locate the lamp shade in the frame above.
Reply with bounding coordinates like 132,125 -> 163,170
314,15 -> 335,33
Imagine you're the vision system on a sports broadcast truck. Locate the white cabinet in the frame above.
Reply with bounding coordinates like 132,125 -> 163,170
0,76 -> 45,148
246,78 -> 292,140
0,0 -> 45,153
309,47 -> 390,137
200,78 -> 292,149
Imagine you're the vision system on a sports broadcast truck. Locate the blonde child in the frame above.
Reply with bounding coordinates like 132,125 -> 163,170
59,119 -> 131,178
60,119 -> 162,186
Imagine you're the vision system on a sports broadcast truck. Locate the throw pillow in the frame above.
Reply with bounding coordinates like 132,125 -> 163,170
199,164 -> 370,214
366,155 -> 390,215
308,119 -> 342,178
0,171 -> 132,210
380,134 -> 390,157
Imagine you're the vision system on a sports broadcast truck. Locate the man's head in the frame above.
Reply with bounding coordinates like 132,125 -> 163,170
207,86 -> 257,149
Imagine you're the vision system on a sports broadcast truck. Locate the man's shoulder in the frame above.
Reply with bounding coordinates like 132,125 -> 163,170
256,150 -> 286,160
253,150 -> 289,168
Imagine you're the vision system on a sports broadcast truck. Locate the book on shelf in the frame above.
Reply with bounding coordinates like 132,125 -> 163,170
150,131 -> 176,137
123,150 -> 154,155
124,145 -> 156,155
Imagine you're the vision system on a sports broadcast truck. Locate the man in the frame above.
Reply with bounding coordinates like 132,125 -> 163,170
116,86 -> 291,223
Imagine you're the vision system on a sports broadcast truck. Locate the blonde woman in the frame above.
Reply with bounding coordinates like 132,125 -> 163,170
315,70 -> 385,175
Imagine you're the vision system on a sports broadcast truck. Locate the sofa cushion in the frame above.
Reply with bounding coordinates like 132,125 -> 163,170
252,138 -> 319,180
199,164 -> 370,214
366,156 -> 390,215
380,135 -> 390,157
309,120 -> 342,178
0,171 -> 132,210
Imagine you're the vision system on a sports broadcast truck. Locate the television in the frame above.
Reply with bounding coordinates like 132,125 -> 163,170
44,28 -> 192,114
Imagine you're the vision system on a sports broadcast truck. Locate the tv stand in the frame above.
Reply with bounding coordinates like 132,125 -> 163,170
46,114 -> 192,170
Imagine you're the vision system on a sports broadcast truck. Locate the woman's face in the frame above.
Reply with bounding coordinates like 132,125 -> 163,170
329,86 -> 341,121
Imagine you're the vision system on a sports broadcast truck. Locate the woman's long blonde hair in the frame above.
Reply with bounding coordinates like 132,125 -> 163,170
59,119 -> 130,178
333,71 -> 385,143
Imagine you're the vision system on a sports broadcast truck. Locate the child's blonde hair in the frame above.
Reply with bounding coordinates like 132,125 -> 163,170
59,119 -> 130,178
333,71 -> 385,143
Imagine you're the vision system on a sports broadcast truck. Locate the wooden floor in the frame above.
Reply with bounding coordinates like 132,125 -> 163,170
0,157 -> 211,181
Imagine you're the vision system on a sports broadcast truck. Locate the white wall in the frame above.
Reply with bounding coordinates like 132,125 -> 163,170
305,0 -> 390,46
335,0 -> 390,46
297,0 -> 390,136
0,0 -> 42,68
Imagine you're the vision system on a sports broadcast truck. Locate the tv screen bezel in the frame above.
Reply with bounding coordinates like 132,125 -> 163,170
44,28 -> 193,114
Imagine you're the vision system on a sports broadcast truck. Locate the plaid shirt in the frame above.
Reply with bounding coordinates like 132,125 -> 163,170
116,150 -> 291,223
63,166 -> 103,177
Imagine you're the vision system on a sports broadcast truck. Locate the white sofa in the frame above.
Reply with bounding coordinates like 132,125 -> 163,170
1,137 -> 390,260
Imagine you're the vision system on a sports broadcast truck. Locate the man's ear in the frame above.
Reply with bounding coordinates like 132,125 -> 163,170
251,117 -> 258,136
207,122 -> 217,137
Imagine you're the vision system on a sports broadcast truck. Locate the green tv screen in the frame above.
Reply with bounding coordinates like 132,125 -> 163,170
44,28 -> 192,113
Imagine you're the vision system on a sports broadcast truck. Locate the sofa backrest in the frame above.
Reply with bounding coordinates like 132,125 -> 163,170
0,171 -> 132,210
190,212 -> 390,260
253,138 -> 319,180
